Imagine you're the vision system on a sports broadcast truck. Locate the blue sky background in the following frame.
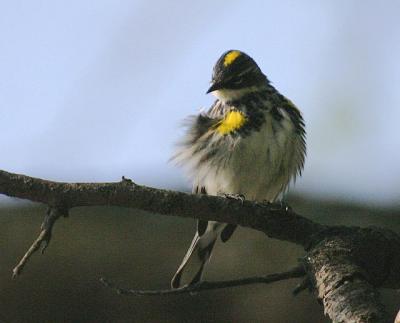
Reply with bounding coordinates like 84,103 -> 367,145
1,0 -> 399,205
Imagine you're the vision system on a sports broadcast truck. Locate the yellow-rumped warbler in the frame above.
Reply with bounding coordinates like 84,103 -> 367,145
171,50 -> 306,288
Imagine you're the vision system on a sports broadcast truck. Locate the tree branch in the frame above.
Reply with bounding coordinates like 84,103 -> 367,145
0,169 -> 399,322
100,265 -> 305,296
305,233 -> 395,322
0,170 -> 323,247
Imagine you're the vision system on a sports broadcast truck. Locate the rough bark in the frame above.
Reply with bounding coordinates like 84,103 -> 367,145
0,169 -> 399,322
305,228 -> 400,322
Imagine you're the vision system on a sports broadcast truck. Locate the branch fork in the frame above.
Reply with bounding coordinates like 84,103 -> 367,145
12,206 -> 68,278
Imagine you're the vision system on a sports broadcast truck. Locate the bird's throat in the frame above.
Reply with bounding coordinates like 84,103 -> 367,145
212,86 -> 260,102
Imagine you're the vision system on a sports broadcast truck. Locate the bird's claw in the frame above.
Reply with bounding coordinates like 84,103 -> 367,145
278,200 -> 292,212
261,200 -> 292,212
220,193 -> 246,204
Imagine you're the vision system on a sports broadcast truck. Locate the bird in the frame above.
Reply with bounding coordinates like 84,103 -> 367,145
171,50 -> 306,288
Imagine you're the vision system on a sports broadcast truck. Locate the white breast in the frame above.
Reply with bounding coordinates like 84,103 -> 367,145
198,108 -> 300,202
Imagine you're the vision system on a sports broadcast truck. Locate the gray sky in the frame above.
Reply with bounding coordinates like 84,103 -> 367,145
1,0 -> 399,205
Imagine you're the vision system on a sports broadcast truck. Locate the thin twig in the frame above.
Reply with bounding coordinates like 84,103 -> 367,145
100,266 -> 305,296
12,207 -> 65,278
292,276 -> 311,296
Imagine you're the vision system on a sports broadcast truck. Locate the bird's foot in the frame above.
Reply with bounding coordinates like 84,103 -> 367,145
261,200 -> 292,212
220,193 -> 246,204
278,200 -> 292,212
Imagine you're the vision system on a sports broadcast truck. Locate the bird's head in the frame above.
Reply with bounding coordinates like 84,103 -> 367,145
207,50 -> 268,102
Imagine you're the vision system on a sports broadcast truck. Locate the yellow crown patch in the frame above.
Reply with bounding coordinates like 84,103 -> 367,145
223,51 -> 241,67
216,110 -> 247,135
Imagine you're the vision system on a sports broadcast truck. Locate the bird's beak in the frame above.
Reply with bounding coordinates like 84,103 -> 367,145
206,81 -> 223,94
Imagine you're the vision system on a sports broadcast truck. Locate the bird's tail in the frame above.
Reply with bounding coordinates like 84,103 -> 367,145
171,223 -> 221,288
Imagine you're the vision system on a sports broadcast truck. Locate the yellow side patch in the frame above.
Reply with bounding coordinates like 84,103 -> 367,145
216,110 -> 247,135
223,50 -> 241,66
